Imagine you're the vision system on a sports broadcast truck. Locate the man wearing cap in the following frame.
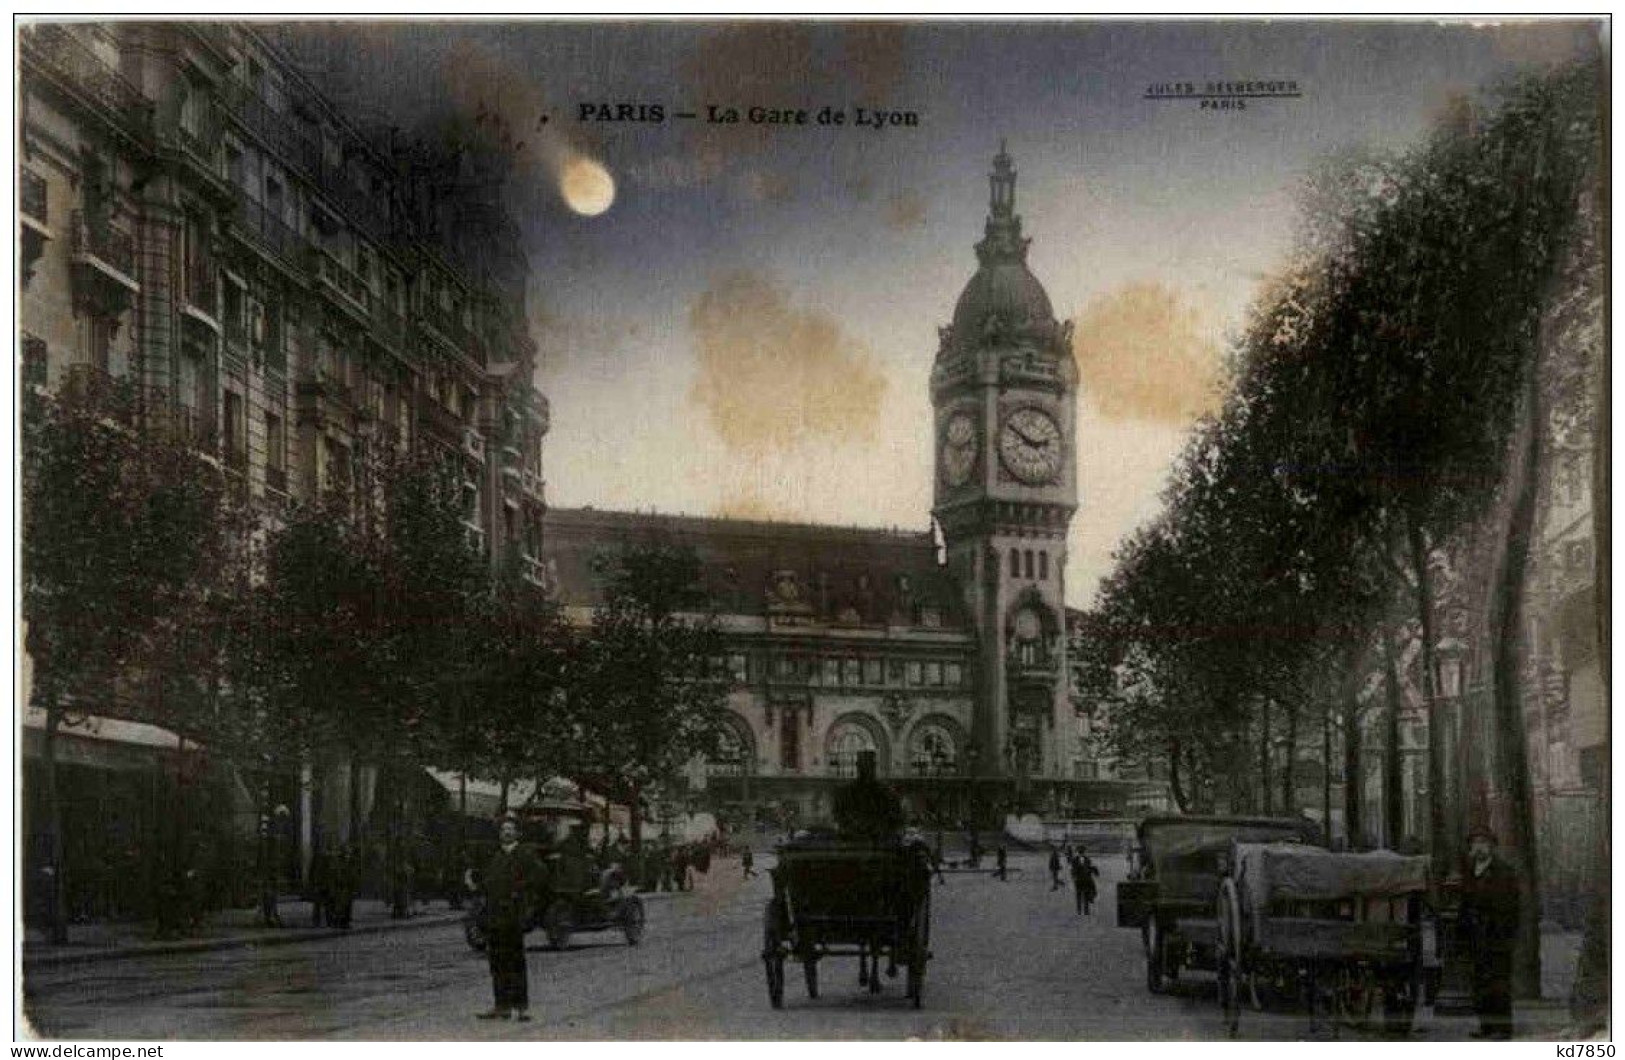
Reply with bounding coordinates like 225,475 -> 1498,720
832,750 -> 903,841
478,815 -> 542,1022
1459,827 -> 1519,1039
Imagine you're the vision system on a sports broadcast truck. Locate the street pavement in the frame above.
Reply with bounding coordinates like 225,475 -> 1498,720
20,853 -> 1587,1041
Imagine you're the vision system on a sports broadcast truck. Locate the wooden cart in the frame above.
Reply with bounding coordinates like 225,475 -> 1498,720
1117,815 -> 1321,994
762,836 -> 933,1009
1213,841 -> 1432,1038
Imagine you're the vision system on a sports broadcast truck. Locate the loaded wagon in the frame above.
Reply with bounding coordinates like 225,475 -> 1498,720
1213,842 -> 1433,1037
762,834 -> 933,1009
1117,815 -> 1321,993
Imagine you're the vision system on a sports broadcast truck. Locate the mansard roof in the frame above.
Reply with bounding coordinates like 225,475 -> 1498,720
542,507 -> 966,629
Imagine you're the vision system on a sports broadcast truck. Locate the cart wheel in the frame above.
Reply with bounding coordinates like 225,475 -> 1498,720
1144,920 -> 1167,994
464,915 -> 487,953
543,900 -> 573,950
1216,879 -> 1244,1038
803,958 -> 819,999
619,896 -> 646,946
762,902 -> 786,1009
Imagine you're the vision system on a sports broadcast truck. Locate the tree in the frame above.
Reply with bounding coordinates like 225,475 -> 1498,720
573,544 -> 731,850
21,383 -> 239,942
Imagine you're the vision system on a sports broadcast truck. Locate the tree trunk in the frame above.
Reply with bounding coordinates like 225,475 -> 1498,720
1408,518 -> 1450,866
1281,700 -> 1299,815
1258,700 -> 1273,814
1488,343 -> 1546,999
1343,701 -> 1364,850
1321,703 -> 1333,843
1571,313 -> 1609,1029
42,704 -> 69,944
1381,621 -> 1405,849
629,782 -> 643,854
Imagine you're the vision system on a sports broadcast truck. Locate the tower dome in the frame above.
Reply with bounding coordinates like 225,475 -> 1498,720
945,143 -> 1062,350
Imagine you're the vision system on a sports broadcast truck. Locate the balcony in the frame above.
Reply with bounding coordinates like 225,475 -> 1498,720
462,427 -> 486,463
416,390 -> 463,442
221,81 -> 322,178
418,302 -> 482,360
313,249 -> 371,319
71,212 -> 138,291
231,198 -> 304,266
20,169 -> 49,229
22,25 -> 154,139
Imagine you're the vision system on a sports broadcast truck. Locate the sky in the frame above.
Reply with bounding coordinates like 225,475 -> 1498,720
284,18 -> 1602,608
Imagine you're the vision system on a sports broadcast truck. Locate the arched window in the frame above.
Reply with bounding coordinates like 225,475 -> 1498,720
706,715 -> 755,777
826,721 -> 878,777
1039,551 -> 1048,580
1023,550 -> 1034,579
910,723 -> 959,776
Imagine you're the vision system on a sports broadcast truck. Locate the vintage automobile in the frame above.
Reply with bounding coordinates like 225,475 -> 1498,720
762,831 -> 933,1009
1214,841 -> 1433,1037
462,804 -> 646,952
464,855 -> 645,951
1116,814 -> 1321,993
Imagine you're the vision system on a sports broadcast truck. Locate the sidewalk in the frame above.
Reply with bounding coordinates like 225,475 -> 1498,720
21,897 -> 466,968
23,886 -> 688,970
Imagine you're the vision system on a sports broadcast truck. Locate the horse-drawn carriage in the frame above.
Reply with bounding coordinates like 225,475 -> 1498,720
1117,815 -> 1322,993
762,834 -> 933,1009
1214,841 -> 1433,1037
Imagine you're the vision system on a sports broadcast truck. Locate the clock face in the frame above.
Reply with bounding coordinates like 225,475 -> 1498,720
940,412 -> 978,487
998,407 -> 1063,485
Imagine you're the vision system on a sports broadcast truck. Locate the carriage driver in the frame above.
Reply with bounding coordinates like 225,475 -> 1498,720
832,750 -> 904,841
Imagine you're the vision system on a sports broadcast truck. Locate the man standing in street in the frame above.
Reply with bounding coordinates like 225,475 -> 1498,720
1048,846 -> 1063,891
479,815 -> 541,1022
995,844 -> 1008,881
741,846 -> 757,879
1459,827 -> 1519,1040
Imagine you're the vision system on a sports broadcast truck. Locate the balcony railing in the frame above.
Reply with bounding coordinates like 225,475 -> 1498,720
419,301 -> 481,357
71,211 -> 137,281
416,391 -> 464,440
221,81 -> 322,177
20,170 -> 48,225
462,427 -> 486,463
232,198 -> 304,264
265,465 -> 288,494
22,26 -> 154,137
313,250 -> 371,315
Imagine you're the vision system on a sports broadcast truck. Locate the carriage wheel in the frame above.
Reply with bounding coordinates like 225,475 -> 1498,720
1216,879 -> 1244,1038
1144,920 -> 1167,994
763,902 -> 786,1009
543,900 -> 574,951
803,957 -> 819,999
619,896 -> 646,946
906,903 -> 929,1009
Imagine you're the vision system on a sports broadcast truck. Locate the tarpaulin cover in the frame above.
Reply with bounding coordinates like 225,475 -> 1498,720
1142,819 -> 1318,904
1235,842 -> 1430,923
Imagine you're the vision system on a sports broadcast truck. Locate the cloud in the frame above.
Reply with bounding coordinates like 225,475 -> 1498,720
688,272 -> 889,454
1070,280 -> 1224,425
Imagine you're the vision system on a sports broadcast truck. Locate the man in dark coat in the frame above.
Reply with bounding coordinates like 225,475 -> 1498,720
831,750 -> 903,841
1459,827 -> 1519,1040
1071,852 -> 1099,915
478,815 -> 541,1021
995,844 -> 1008,881
1048,846 -> 1063,891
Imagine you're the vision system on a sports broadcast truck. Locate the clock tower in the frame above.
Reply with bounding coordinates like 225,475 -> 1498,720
931,144 -> 1078,790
